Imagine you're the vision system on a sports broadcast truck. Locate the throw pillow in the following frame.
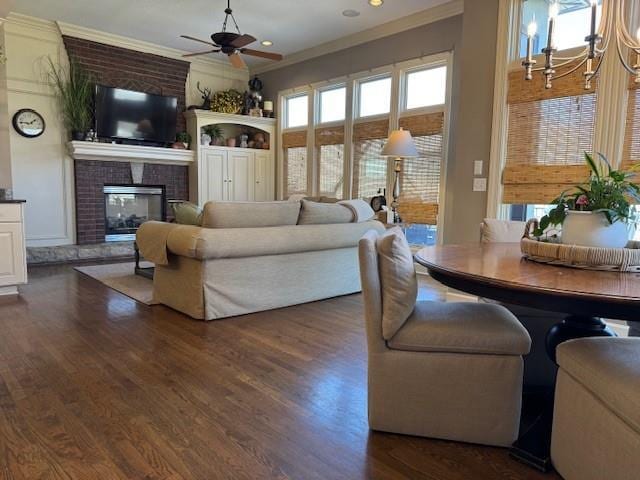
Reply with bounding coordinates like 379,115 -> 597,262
376,227 -> 417,340
298,199 -> 354,225
171,201 -> 203,226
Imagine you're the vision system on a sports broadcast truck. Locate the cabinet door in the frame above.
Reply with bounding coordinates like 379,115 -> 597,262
203,149 -> 227,202
228,150 -> 254,202
253,151 -> 271,201
0,223 -> 26,287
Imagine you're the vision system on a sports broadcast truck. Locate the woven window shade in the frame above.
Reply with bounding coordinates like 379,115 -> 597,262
318,144 -> 344,198
352,119 -> 389,199
284,147 -> 307,196
282,130 -> 307,148
502,65 -> 597,204
315,125 -> 344,146
397,113 -> 444,225
622,83 -> 640,171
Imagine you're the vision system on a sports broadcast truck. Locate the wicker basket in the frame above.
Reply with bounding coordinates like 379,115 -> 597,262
521,219 -> 640,272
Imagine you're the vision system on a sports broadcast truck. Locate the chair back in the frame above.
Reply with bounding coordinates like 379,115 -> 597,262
358,230 -> 386,353
480,218 -> 526,243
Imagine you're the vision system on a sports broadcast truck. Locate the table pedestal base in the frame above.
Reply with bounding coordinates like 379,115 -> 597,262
510,315 -> 617,472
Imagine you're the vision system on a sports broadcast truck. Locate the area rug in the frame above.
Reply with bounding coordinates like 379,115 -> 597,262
74,262 -> 157,305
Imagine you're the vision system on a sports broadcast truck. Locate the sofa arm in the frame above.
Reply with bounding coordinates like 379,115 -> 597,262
136,221 -> 183,265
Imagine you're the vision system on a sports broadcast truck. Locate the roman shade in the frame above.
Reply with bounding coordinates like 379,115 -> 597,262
622,77 -> 640,171
352,119 -> 390,199
282,130 -> 308,196
502,64 -> 596,204
316,125 -> 345,198
397,112 -> 444,224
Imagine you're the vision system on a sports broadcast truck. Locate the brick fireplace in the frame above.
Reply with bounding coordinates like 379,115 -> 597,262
74,160 -> 188,244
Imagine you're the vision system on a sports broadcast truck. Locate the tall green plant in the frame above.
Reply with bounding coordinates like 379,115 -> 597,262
46,57 -> 93,135
533,152 -> 640,237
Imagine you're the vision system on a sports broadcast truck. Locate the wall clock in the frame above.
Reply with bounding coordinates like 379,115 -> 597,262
12,109 -> 45,138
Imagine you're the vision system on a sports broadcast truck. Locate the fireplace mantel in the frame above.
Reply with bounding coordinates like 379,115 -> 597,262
68,141 -> 195,166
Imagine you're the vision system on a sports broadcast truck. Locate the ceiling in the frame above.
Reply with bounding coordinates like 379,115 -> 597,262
11,0 -> 451,66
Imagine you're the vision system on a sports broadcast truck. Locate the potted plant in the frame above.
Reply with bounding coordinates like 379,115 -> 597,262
202,124 -> 223,146
47,57 -> 93,141
533,152 -> 640,248
174,131 -> 191,149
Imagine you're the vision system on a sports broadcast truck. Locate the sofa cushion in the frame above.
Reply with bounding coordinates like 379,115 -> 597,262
136,221 -> 181,265
376,227 -> 417,340
387,301 -> 531,355
298,199 -> 354,225
170,201 -> 202,225
166,220 -> 386,259
339,199 -> 375,223
201,201 -> 301,228
557,338 -> 640,435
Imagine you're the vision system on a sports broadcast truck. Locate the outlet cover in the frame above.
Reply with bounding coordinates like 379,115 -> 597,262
473,177 -> 487,192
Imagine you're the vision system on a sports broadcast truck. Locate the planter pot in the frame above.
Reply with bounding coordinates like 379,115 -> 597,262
561,211 -> 629,248
226,138 -> 237,147
71,131 -> 85,141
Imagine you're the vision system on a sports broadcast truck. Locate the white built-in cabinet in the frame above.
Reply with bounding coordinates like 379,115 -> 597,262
185,110 -> 276,205
0,202 -> 27,295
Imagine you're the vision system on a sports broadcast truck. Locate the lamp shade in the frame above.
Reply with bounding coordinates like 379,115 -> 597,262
381,128 -> 418,157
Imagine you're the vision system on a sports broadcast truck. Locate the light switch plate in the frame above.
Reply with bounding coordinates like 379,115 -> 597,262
473,177 -> 487,192
474,160 -> 483,176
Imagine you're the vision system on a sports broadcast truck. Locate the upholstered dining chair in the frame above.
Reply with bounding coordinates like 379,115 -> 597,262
481,218 -> 564,388
551,337 -> 640,480
358,228 -> 531,446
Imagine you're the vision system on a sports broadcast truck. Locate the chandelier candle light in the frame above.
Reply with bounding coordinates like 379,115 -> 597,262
382,128 -> 418,224
522,0 -> 640,90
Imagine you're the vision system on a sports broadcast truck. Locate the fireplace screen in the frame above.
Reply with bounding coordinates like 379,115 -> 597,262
104,185 -> 165,241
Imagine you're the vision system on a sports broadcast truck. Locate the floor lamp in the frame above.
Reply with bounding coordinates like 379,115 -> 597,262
381,127 -> 418,224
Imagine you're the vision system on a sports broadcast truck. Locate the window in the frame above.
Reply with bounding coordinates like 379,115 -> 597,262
405,66 -> 447,109
319,86 -> 346,123
358,76 -> 392,117
352,119 -> 389,199
319,145 -> 344,198
519,0 -> 602,57
285,147 -> 307,195
286,94 -> 308,128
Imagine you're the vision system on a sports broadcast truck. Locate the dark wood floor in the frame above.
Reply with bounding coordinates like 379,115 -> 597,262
0,265 -> 559,480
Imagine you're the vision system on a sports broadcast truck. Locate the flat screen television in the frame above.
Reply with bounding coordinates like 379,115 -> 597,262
95,85 -> 178,144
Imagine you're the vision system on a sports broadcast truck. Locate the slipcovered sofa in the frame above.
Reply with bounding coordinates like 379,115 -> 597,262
136,199 -> 385,320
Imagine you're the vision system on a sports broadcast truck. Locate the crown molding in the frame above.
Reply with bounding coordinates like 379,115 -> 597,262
5,12 -> 59,34
250,0 -> 463,75
55,20 -> 248,80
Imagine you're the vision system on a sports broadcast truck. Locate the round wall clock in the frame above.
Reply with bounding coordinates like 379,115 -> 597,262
12,109 -> 45,138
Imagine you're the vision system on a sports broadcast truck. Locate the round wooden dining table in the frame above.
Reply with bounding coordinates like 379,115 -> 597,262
414,242 -> 640,471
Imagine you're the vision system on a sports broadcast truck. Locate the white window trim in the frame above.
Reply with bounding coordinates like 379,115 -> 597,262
277,53 -> 453,246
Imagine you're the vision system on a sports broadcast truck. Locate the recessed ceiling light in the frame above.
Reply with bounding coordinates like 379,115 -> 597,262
368,0 -> 384,6
342,9 -> 360,17
261,40 -> 273,46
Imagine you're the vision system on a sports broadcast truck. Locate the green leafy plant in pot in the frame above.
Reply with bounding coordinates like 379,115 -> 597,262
533,152 -> 640,248
46,57 -> 93,141
202,124 -> 223,146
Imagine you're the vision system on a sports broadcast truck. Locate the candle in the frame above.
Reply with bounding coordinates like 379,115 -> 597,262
547,2 -> 559,50
590,0 -> 597,37
526,19 -> 537,61
263,100 -> 273,111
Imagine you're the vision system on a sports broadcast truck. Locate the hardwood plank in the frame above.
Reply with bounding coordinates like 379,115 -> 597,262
0,265 -> 559,479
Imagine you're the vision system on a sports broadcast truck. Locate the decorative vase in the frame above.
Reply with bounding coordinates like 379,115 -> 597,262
226,138 -> 236,147
71,130 -> 85,141
561,211 -> 629,248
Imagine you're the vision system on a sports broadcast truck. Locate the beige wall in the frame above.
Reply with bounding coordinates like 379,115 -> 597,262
256,1 -> 500,244
443,0 -> 499,244
3,13 -> 248,247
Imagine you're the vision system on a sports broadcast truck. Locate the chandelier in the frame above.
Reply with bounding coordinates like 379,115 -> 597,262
522,0 -> 640,89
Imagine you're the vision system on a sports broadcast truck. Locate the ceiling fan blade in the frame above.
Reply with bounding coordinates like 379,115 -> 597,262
230,33 -> 256,48
240,48 -> 283,61
228,52 -> 246,69
180,35 -> 217,47
182,49 -> 221,57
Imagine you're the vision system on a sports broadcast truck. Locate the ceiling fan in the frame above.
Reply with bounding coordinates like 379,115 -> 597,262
180,0 -> 283,69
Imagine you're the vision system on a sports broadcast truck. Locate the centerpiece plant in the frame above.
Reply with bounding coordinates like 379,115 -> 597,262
533,152 -> 640,248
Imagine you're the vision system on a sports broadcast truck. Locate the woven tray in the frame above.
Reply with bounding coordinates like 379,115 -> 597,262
520,219 -> 640,272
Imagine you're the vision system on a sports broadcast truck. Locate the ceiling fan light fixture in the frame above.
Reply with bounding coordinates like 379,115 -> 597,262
368,0 -> 384,6
260,40 -> 273,46
342,9 -> 360,17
